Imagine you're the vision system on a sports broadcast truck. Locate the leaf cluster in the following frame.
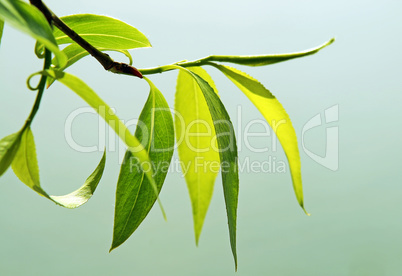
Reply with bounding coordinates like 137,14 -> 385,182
0,0 -> 333,269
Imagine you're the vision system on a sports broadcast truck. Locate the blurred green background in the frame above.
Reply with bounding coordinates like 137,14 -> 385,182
1,0 -> 401,275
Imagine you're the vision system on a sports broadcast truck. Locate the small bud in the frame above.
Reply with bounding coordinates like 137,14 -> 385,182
109,62 -> 143,79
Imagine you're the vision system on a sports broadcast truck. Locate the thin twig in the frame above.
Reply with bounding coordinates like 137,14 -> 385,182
30,0 -> 143,78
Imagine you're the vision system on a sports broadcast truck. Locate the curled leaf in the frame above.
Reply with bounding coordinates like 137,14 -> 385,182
41,69 -> 163,212
11,127 -> 106,208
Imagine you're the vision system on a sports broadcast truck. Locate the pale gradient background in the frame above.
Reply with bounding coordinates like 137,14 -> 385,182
1,0 -> 401,275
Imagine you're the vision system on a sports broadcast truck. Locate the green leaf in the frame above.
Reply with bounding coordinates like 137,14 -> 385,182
53,14 -> 151,49
11,127 -> 106,208
202,38 -> 334,67
175,67 -> 220,244
11,127 -> 44,195
0,19 -> 4,46
212,63 -> 308,214
111,77 -> 174,251
0,0 -> 67,67
50,150 -> 106,208
42,69 -> 162,211
165,65 -> 239,269
0,131 -> 22,177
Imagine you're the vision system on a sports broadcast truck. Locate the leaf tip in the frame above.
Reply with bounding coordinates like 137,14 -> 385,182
327,37 -> 336,46
109,242 -> 119,253
301,205 -> 310,216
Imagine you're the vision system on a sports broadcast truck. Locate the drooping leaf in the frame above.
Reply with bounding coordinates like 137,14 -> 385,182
0,0 -> 67,67
211,63 -> 308,214
175,67 -> 220,244
0,131 -> 22,177
111,77 -> 174,251
0,19 -> 4,46
50,150 -> 106,208
42,69 -> 161,210
11,127 -> 106,208
196,38 -> 334,67
163,65 -> 239,269
53,14 -> 151,49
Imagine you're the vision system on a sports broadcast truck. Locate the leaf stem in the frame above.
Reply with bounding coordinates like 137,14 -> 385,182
23,48 -> 52,129
30,0 -> 143,78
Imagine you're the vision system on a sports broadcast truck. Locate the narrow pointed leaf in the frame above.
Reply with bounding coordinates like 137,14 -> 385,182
212,63 -> 308,214
0,131 -> 22,177
42,69 -> 161,210
0,0 -> 67,67
111,77 -> 174,251
204,38 -> 334,67
53,14 -> 151,49
164,65 -> 239,269
175,67 -> 220,244
11,127 -> 106,208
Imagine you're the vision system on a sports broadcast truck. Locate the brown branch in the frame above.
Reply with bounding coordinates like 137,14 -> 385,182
30,0 -> 143,78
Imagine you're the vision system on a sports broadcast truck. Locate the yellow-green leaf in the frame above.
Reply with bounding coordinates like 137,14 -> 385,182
42,70 -> 163,213
163,65 -> 239,269
175,67 -> 220,244
53,14 -> 151,49
212,63 -> 308,214
11,127 -> 106,208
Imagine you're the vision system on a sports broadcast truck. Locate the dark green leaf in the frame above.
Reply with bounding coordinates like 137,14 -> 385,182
11,126 -> 106,208
0,131 -> 22,177
201,38 -> 334,67
53,14 -> 151,49
0,0 -> 67,66
111,77 -> 174,251
212,63 -> 308,214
